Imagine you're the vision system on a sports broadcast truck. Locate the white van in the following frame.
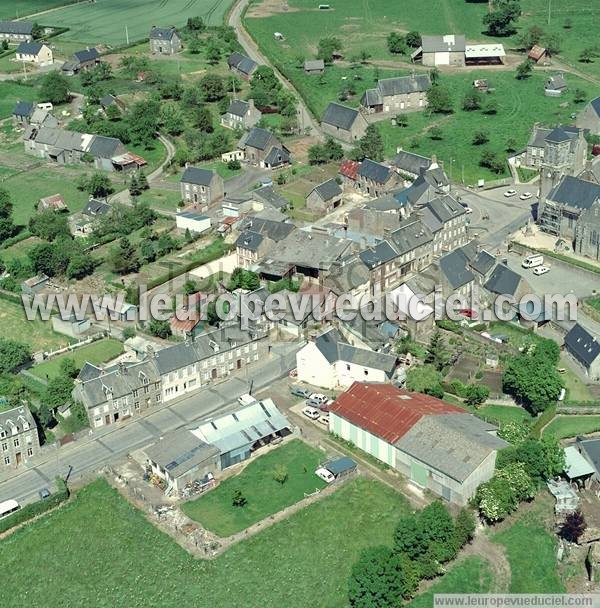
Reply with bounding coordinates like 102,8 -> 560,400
315,467 -> 335,483
522,254 -> 544,269
37,102 -> 53,111
237,393 -> 257,407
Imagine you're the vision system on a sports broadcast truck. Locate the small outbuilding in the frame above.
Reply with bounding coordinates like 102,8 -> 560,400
304,59 -> 325,74
176,211 -> 211,234
21,274 -> 49,295
306,178 -> 343,214
528,45 -> 547,63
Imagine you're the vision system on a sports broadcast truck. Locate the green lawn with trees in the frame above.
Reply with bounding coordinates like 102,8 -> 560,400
1,477 -> 409,608
182,439 -> 328,536
29,339 -> 123,380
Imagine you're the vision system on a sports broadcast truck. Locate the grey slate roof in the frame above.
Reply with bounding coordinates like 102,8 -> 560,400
484,264 -> 522,296
238,216 -> 295,242
310,178 -> 342,202
16,42 -> 43,55
304,59 -> 325,71
227,52 -> 258,75
181,166 -> 216,186
421,34 -> 466,53
264,146 -> 290,167
78,362 -> 103,382
547,176 -> 600,210
149,26 -> 178,40
324,256 -> 370,293
251,185 -> 291,210
83,198 -> 111,216
226,99 -> 250,117
243,127 -> 275,151
321,102 -> 360,131
236,230 -> 264,252
358,159 -> 393,184
589,97 -> 600,118
424,195 -> 465,223
100,94 -> 118,107
272,230 -> 351,269
145,429 -> 219,478
545,74 -> 567,91
73,47 -> 100,63
470,249 -> 495,276
528,127 -> 552,148
359,240 -> 398,269
0,21 -> 33,35
314,328 -> 397,375
439,249 -> 475,290
361,88 -> 383,107
13,100 -> 34,118
377,74 -> 431,96
389,218 -> 433,255
0,405 -> 35,435
392,150 -> 432,175
396,413 -> 507,482
87,135 -> 123,159
565,323 -> 600,369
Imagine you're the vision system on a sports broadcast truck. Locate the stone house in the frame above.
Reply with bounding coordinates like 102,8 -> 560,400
62,47 -> 101,75
235,217 -> 295,268
564,324 -> 600,381
238,127 -> 290,169
306,178 -> 343,214
0,405 -> 40,469
220,99 -> 262,130
149,26 -> 182,55
356,159 -> 400,198
577,97 -> 600,136
361,73 -> 431,114
227,52 -> 258,80
12,100 -> 34,126
16,42 -> 53,65
0,21 -> 33,43
180,166 -> 224,208
320,102 -> 368,143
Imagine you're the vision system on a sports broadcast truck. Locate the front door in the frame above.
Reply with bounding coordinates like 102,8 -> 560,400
15,452 -> 22,466
105,414 -> 111,425
410,461 -> 428,487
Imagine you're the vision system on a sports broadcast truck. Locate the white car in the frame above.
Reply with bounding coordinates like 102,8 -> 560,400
519,192 -> 533,200
309,393 -> 327,404
533,265 -> 550,275
302,406 -> 320,420
462,206 -> 473,214
504,189 -> 517,197
317,415 -> 329,426
315,467 -> 335,483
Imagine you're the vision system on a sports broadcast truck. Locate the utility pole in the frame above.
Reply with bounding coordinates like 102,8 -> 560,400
125,25 -> 129,45
547,0 -> 551,25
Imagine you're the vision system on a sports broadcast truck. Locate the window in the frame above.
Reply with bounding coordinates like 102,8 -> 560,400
134,401 -> 140,410
156,394 -> 161,402
0,431 -> 6,439
132,389 -> 138,398
1,442 -> 6,452
346,364 -> 351,371
4,455 -> 10,465
144,385 -> 149,394
13,438 -> 19,448
27,447 -> 33,457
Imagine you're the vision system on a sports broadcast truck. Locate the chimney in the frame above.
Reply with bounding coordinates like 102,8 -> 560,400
248,99 -> 255,110
396,146 -> 403,154
118,361 -> 127,375
146,345 -> 155,358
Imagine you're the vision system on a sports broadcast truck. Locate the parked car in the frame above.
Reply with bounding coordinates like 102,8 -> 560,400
38,488 -> 51,500
519,192 -> 533,200
533,265 -> 550,275
463,206 -> 473,214
290,385 -> 311,399
503,189 -> 517,197
302,406 -> 320,420
459,308 -> 478,319
319,399 -> 334,413
522,254 -> 544,268
317,415 -> 329,426
315,467 -> 335,483
237,393 -> 257,406
309,393 -> 327,404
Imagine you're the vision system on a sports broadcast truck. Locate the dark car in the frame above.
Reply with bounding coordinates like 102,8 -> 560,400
290,385 -> 311,399
38,488 -> 51,500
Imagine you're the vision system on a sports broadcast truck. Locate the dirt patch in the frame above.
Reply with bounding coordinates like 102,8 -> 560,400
247,0 -> 301,18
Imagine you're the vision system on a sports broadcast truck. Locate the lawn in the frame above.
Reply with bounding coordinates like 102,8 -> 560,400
44,0 -> 235,45
560,360 -> 592,402
0,0 -> 74,19
30,338 -> 123,380
543,415 -> 600,440
493,510 -> 565,593
476,404 -> 533,427
1,476 -> 409,608
408,557 -> 494,608
137,188 -> 183,213
487,321 -> 547,350
0,297 -> 68,352
0,82 -> 38,121
182,439 -> 328,536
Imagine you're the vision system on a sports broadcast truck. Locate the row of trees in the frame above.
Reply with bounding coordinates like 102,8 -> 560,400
349,502 -> 476,606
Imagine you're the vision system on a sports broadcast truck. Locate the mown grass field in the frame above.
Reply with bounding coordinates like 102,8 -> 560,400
0,297 -> 68,352
44,0 -> 234,46
493,508 -> 565,593
182,439 -> 328,536
0,0 -> 74,19
543,415 -> 600,440
476,404 -> 533,427
0,477 -> 409,608
407,557 -> 494,608
30,338 -> 123,379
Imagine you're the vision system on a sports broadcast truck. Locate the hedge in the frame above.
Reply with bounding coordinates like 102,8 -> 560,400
0,478 -> 69,534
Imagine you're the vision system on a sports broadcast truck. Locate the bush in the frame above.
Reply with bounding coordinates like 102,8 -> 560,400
0,478 -> 69,533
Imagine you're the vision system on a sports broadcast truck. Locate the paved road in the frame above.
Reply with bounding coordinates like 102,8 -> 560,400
0,343 -> 300,506
228,0 -> 321,139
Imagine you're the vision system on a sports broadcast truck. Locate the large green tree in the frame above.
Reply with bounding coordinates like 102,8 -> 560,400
40,72 -> 70,104
0,340 -> 31,374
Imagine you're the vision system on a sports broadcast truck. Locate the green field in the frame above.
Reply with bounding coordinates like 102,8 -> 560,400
1,476 -> 409,608
543,415 -> 600,440
0,82 -> 38,121
408,557 -> 494,608
0,296 -> 68,352
477,404 -> 533,427
30,338 -> 123,379
0,0 -> 74,19
494,511 -> 564,593
45,0 -> 234,45
182,439 -> 328,536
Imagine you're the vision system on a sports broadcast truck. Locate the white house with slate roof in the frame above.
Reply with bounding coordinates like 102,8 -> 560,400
220,99 -> 261,130
320,102 -> 368,143
564,324 -> 600,381
149,26 -> 182,55
361,73 -> 431,114
16,42 -> 52,65
306,178 -> 343,214
0,21 -> 33,43
180,166 -> 224,207
296,328 -> 397,389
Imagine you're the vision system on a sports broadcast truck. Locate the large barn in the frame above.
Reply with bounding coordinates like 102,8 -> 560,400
329,382 -> 508,504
